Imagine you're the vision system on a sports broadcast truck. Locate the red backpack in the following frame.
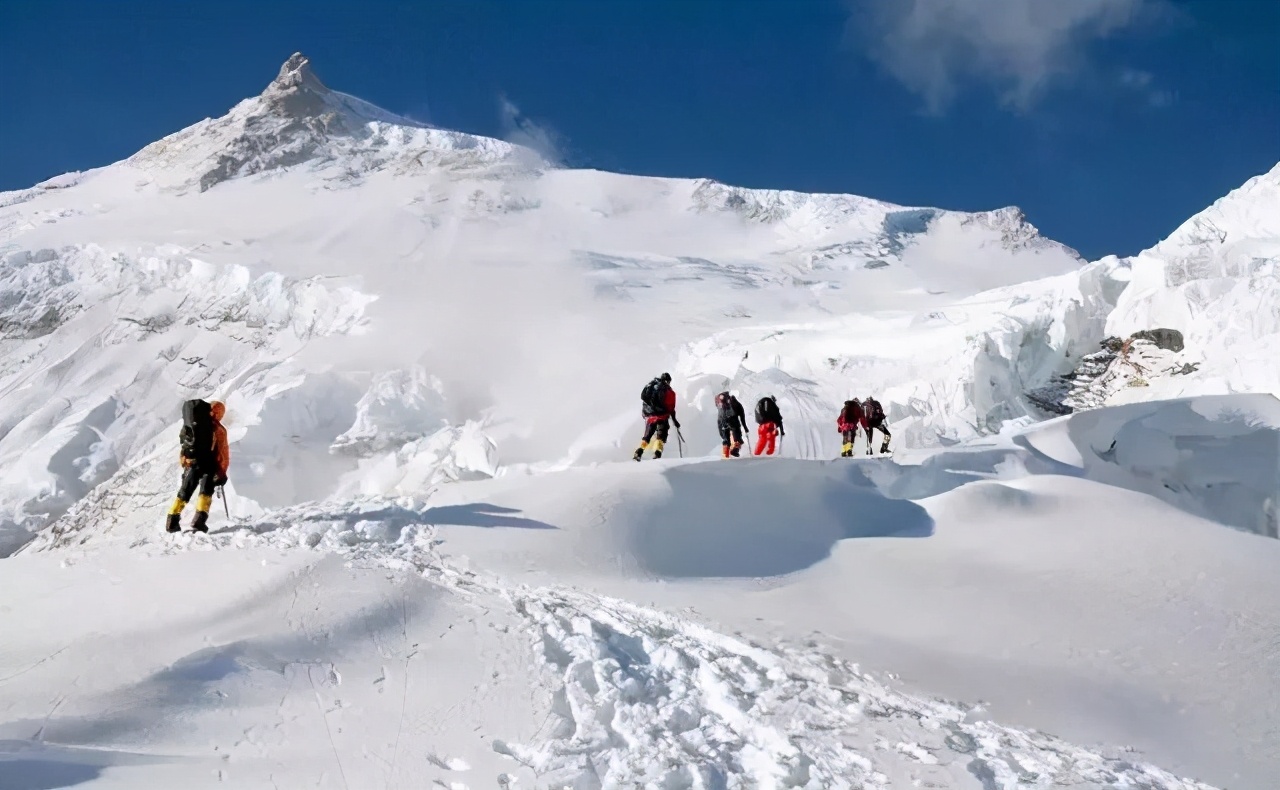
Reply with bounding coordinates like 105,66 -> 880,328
840,400 -> 862,425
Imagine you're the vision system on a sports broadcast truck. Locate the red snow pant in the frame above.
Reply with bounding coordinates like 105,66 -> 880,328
755,422 -> 779,456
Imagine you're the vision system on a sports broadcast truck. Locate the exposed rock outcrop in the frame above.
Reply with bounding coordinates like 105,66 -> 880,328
1027,329 -> 1189,414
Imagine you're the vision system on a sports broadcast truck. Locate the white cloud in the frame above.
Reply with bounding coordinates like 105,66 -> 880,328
850,0 -> 1160,113
499,96 -> 566,166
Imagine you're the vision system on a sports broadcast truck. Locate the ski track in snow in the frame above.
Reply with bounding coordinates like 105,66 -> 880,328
99,497 -> 1218,790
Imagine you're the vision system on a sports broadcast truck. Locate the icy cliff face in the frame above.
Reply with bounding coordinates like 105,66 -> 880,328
1102,163 -> 1280,402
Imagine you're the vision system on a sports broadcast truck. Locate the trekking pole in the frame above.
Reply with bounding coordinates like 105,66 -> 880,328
675,425 -> 685,458
219,485 -> 230,519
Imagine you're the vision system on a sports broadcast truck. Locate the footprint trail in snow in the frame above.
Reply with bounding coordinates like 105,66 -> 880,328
138,498 -> 1217,789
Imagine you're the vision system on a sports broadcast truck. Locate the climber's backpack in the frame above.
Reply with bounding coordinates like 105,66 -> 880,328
179,399 -> 214,466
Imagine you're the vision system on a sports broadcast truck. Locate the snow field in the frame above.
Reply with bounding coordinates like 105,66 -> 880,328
16,395 -> 1276,786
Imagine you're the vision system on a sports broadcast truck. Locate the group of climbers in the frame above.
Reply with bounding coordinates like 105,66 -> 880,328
836,396 -> 891,456
709,390 -> 785,457
632,374 -> 889,461
163,377 -> 891,533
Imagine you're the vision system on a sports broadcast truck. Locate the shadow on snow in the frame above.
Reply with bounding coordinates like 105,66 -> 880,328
628,459 -> 935,579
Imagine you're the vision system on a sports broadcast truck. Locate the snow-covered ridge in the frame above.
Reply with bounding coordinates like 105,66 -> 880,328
1147,161 -> 1280,266
111,51 -> 1079,270
692,179 -> 1083,271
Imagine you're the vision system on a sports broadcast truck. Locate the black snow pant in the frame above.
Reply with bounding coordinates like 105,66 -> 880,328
636,418 -> 671,458
718,419 -> 744,456
642,419 -> 671,445
175,466 -> 218,510
178,465 -> 218,501
865,418 -> 891,450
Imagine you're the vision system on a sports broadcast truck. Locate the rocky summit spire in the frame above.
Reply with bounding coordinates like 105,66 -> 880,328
270,53 -> 326,93
259,52 -> 333,119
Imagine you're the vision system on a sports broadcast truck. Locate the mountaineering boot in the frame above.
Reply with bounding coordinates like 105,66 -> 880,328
191,511 -> 209,533
165,513 -> 182,533
633,447 -> 644,462
730,443 -> 741,457
867,446 -> 874,455
652,449 -> 662,459
880,442 -> 890,454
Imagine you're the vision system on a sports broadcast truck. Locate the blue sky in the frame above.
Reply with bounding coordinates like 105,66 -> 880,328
1,0 -> 1276,259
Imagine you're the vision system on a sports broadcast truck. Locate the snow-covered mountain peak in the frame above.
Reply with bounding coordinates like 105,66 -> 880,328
126,53 -> 521,191
269,51 -> 327,96
255,51 -> 422,130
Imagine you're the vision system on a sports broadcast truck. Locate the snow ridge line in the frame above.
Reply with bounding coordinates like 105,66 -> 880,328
128,499 -> 1219,790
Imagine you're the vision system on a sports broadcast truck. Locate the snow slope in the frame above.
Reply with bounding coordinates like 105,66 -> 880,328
0,53 -> 1106,550
2,53 -> 1279,789
5,395 -> 1277,788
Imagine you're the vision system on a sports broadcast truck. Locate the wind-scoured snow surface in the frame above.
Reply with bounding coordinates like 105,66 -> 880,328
1,54 -> 1278,788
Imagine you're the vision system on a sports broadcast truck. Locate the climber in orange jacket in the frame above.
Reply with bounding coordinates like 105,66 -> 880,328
166,399 -> 230,533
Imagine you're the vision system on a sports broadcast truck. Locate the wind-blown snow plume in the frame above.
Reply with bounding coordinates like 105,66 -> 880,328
499,95 -> 567,166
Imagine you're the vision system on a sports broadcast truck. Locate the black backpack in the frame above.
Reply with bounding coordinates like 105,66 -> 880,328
864,398 -> 884,422
641,378 -> 670,417
755,396 -> 778,424
841,399 -> 862,424
179,399 -> 215,466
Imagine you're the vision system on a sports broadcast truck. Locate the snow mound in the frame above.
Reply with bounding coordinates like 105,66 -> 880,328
1050,394 -> 1280,538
